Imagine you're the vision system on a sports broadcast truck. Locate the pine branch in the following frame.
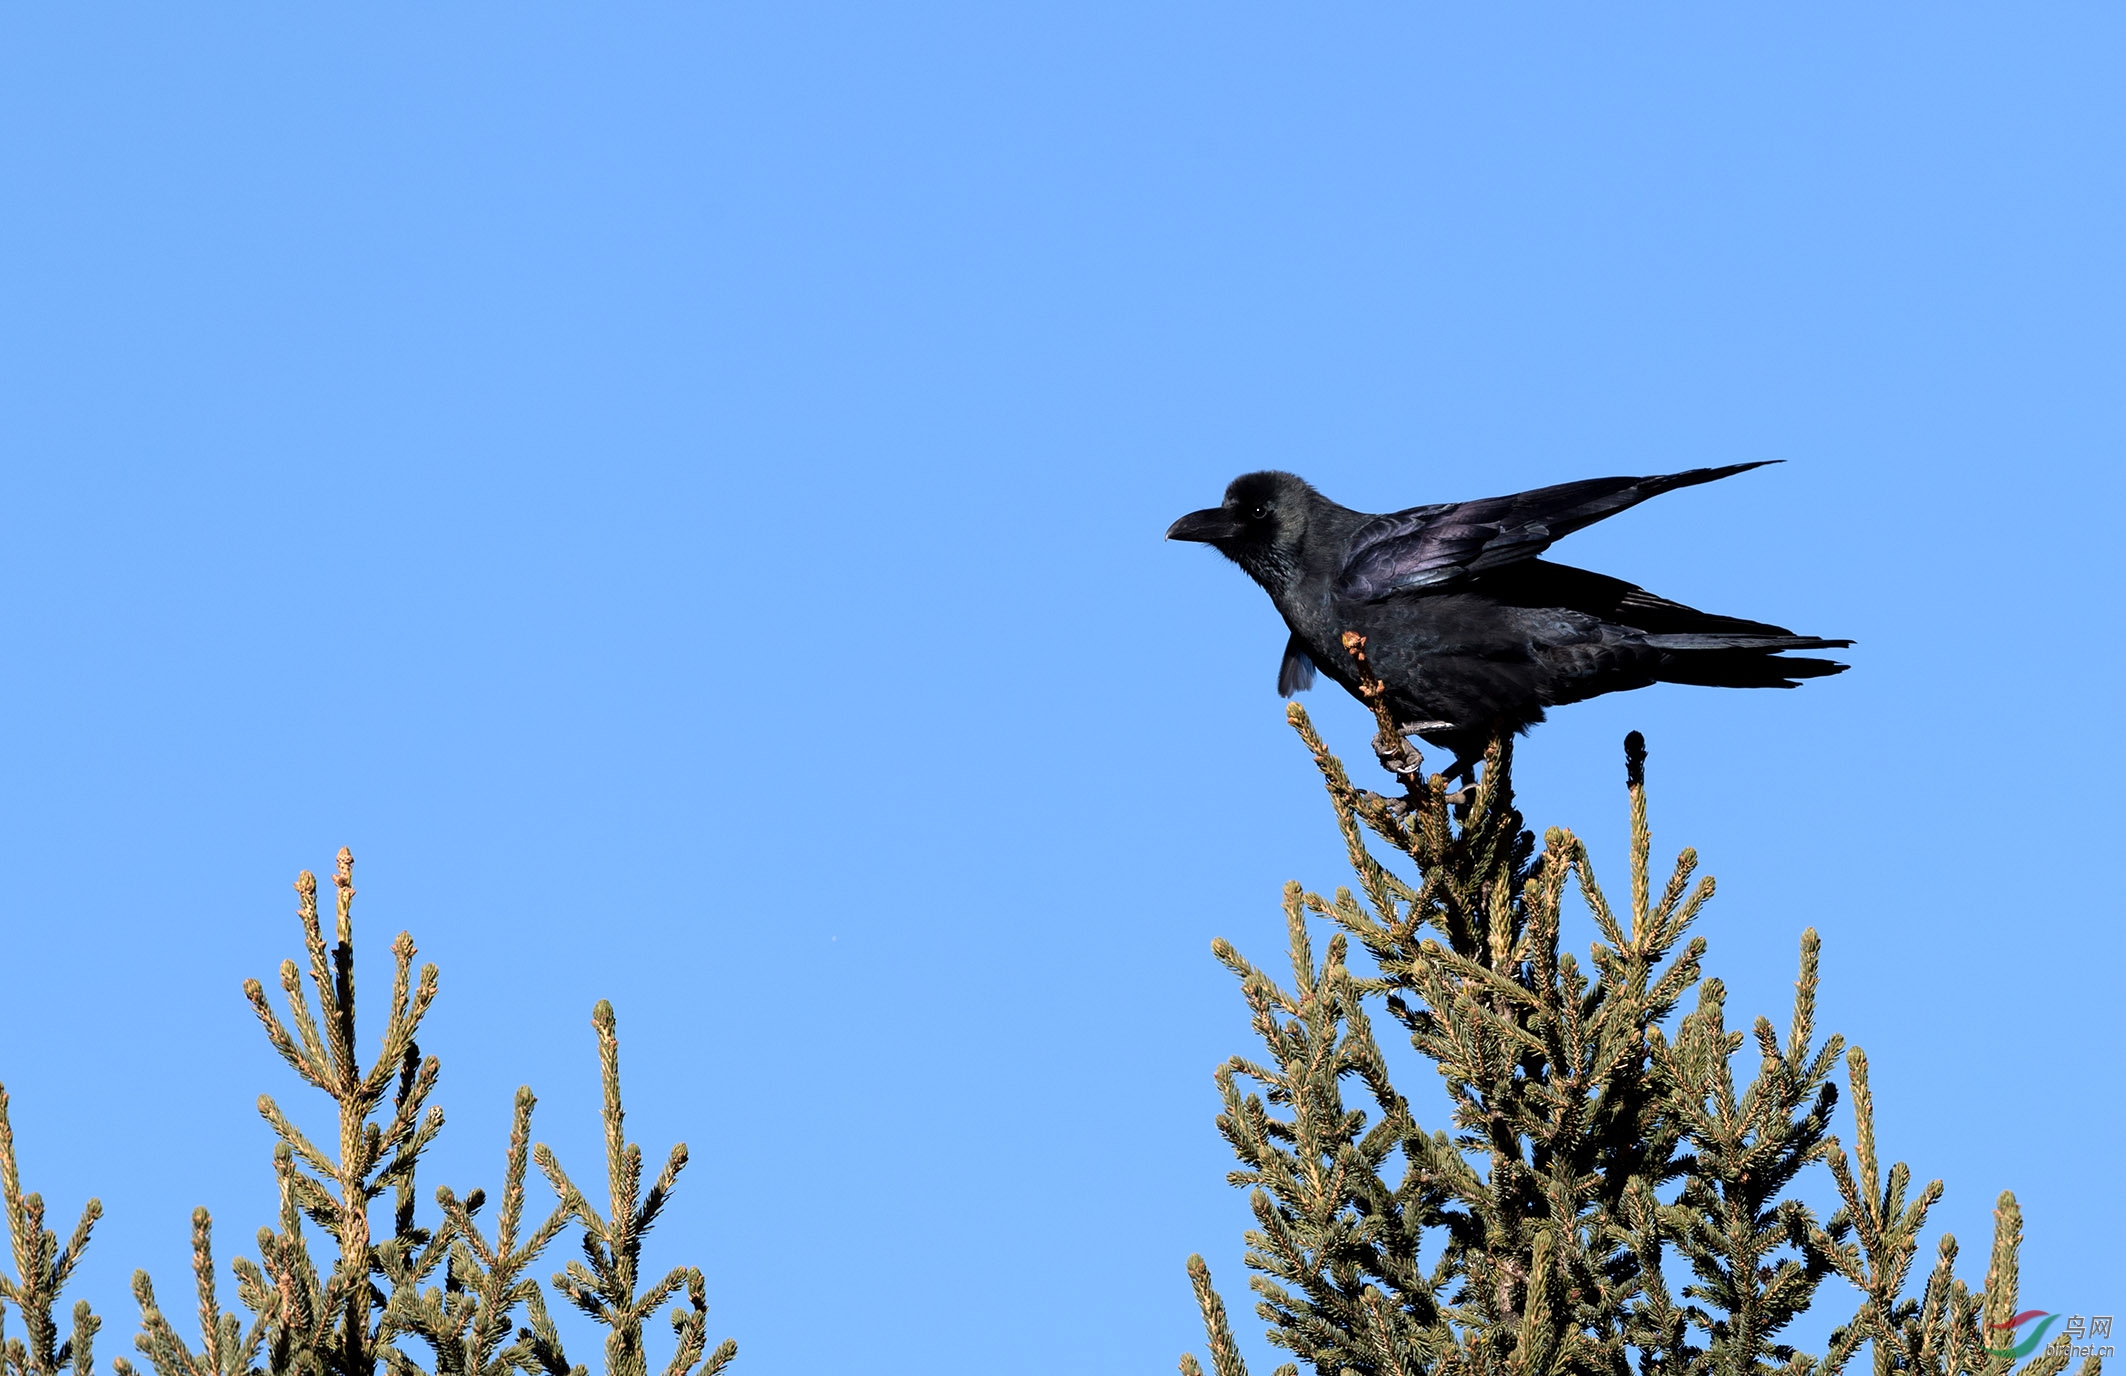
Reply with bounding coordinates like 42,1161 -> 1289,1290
0,1083 -> 105,1376
1800,1092 -> 2096,1376
123,847 -> 741,1376
124,1210 -> 269,1376
537,1004 -> 731,1376
1184,699 -> 2072,1376
1180,1256 -> 1278,1376
220,850 -> 448,1376
1650,931 -> 1845,1372
380,1087 -> 577,1376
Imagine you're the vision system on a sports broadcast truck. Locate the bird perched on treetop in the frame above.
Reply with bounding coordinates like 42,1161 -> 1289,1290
1166,462 -> 1849,777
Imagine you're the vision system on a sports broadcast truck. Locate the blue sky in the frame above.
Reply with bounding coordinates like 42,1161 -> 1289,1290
1,6 -> 2121,1372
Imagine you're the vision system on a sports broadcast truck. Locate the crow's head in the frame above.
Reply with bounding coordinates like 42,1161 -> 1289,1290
1166,470 -> 1317,593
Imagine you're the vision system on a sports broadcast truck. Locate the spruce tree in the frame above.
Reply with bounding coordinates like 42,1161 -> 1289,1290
1181,634 -> 2091,1376
0,849 -> 733,1376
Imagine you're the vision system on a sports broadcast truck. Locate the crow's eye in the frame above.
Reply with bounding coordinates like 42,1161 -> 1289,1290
1249,504 -> 1269,520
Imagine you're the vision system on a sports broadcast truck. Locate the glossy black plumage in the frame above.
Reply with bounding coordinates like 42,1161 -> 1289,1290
1166,464 -> 1849,770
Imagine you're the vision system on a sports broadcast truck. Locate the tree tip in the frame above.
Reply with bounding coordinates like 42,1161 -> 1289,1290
1624,731 -> 1646,789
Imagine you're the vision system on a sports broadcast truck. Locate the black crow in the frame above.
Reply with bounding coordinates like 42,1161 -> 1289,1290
1167,463 -> 1849,775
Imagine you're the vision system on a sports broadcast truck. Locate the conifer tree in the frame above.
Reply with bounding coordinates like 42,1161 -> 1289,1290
0,848 -> 733,1376
1180,634 -> 2092,1376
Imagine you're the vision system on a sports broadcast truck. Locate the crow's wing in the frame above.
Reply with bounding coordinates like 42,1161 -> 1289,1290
1333,461 -> 1777,601
1278,634 -> 1316,696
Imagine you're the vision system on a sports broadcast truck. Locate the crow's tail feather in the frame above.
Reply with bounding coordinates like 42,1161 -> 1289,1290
1653,637 -> 1852,689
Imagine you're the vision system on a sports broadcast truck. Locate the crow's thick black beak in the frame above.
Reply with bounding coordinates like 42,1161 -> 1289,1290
1166,507 -> 1245,543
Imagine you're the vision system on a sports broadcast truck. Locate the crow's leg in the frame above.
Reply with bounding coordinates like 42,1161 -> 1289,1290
1380,718 -> 1464,815
1442,754 -> 1483,820
1371,726 -> 1427,789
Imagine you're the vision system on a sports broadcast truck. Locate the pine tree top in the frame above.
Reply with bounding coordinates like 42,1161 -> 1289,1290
1179,638 -> 2084,1376
0,848 -> 735,1376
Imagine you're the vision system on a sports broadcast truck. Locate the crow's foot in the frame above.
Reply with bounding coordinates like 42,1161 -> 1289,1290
1439,757 -> 1486,821
1371,734 -> 1426,784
